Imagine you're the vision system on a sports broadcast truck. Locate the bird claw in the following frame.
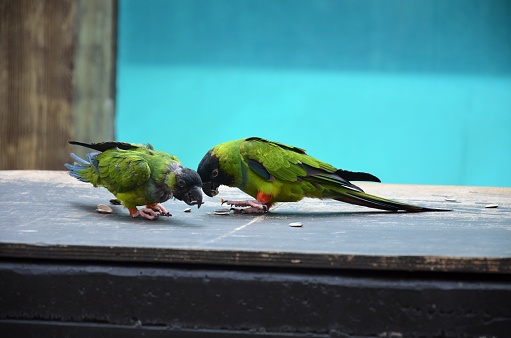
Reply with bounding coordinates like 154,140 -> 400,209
222,199 -> 269,214
129,204 -> 172,220
230,207 -> 268,214
138,208 -> 160,220
146,203 -> 172,217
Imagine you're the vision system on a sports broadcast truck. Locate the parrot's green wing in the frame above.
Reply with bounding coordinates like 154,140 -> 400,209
241,137 -> 309,181
240,137 -> 366,192
95,148 -> 152,193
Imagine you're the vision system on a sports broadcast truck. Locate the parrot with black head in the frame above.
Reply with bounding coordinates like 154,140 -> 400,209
197,137 -> 448,214
65,141 -> 202,220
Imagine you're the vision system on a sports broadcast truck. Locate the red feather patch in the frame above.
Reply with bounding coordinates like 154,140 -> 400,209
256,191 -> 273,204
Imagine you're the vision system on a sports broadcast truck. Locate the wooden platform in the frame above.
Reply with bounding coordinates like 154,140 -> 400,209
1,170 -> 510,337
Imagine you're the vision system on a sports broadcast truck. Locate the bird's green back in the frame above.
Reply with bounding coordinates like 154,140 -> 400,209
77,144 -> 180,206
212,137 -> 360,202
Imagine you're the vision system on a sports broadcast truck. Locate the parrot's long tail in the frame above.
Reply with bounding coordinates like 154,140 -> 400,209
64,152 -> 98,183
335,189 -> 450,212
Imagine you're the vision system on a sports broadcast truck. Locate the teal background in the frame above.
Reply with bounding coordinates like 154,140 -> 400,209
116,0 -> 511,187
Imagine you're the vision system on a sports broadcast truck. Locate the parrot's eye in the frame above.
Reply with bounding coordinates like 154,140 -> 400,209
177,179 -> 185,188
211,169 -> 219,178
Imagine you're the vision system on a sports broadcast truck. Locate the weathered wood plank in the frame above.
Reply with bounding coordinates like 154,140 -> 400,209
0,0 -> 75,169
1,170 -> 510,273
71,0 -> 117,155
0,0 -> 116,170
1,243 -> 509,275
2,261 -> 511,337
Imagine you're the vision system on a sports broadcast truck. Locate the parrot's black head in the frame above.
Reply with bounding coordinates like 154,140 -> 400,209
197,149 -> 234,198
173,168 -> 203,208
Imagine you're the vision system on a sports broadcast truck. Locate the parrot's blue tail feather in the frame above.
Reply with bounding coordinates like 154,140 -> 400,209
64,153 -> 92,182
86,152 -> 101,173
70,152 -> 90,165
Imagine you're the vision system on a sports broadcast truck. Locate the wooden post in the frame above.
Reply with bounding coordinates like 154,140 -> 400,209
71,0 -> 117,158
0,0 -> 117,170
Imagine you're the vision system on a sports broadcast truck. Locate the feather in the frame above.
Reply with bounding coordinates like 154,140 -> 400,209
247,159 -> 274,181
335,169 -> 381,183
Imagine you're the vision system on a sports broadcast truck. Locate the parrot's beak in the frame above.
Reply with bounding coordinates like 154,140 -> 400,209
202,181 -> 219,198
183,186 -> 203,208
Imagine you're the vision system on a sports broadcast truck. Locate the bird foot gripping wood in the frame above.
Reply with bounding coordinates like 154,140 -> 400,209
221,198 -> 270,214
129,203 -> 172,220
146,203 -> 172,217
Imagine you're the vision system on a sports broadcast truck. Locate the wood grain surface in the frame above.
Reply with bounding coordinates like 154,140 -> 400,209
1,170 -> 510,273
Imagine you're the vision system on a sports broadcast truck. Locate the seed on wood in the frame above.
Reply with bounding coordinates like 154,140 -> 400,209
445,198 -> 457,202
183,208 -> 192,213
485,204 -> 498,208
289,222 -> 303,227
96,204 -> 113,214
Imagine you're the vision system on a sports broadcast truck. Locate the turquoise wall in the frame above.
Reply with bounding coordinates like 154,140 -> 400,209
116,0 -> 511,187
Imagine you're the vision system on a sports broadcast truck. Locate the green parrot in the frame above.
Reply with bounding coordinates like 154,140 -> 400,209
197,137 -> 448,213
65,141 -> 203,220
